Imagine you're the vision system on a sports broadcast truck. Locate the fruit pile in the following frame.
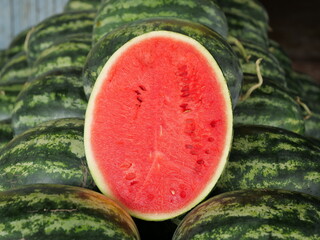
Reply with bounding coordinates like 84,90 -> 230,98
0,0 -> 319,239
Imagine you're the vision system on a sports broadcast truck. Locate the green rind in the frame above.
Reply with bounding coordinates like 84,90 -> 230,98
216,0 -> 269,31
229,40 -> 286,88
268,39 -> 292,77
64,0 -> 102,12
304,104 -> 320,140
0,184 -> 140,240
12,68 -> 87,136
0,51 -> 31,88
173,189 -> 320,240
6,27 -> 31,59
30,35 -> 92,81
0,118 -> 95,191
84,17 -> 242,108
0,50 -> 8,70
25,11 -> 96,64
224,10 -> 269,49
0,89 -> 19,121
93,0 -> 228,43
0,119 -> 13,150
216,125 -> 320,197
234,74 -> 305,134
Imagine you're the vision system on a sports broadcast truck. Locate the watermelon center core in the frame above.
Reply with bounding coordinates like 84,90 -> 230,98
85,31 -> 232,220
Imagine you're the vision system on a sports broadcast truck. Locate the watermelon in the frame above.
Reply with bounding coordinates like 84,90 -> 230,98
234,74 -> 305,134
30,34 -> 92,81
0,184 -> 140,239
84,18 -> 240,220
11,68 -> 87,136
64,0 -> 102,12
93,0 -> 228,43
0,118 -> 95,190
173,188 -> 320,239
0,119 -> 13,150
25,11 -> 96,64
0,88 -> 17,121
216,125 -> 320,197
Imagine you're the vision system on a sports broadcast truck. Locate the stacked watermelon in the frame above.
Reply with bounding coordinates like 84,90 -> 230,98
0,0 -> 319,239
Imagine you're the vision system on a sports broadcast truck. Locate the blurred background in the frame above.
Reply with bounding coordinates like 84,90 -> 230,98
0,0 -> 319,82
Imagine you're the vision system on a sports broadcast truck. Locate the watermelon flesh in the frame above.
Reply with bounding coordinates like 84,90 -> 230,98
85,31 -> 233,220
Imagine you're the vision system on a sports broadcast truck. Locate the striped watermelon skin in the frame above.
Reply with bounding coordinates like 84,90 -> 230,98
31,35 -> 92,81
268,39 -> 292,77
11,68 -> 87,135
0,50 -> 7,69
0,51 -> 31,89
216,125 -> 320,197
224,10 -> 269,49
84,18 -> 242,107
216,0 -> 269,29
25,11 -> 96,64
64,0 -> 102,12
0,119 -> 13,150
234,74 -> 305,134
0,184 -> 140,240
0,118 -> 95,191
6,27 -> 30,59
93,0 -> 228,43
173,189 -> 320,240
229,40 -> 286,88
0,89 -> 18,121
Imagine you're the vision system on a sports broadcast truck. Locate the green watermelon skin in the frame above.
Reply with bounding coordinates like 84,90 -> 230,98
0,119 -> 13,150
216,125 -> 320,197
30,35 -> 92,81
173,189 -> 320,240
0,118 -> 95,191
0,89 -> 17,121
6,27 -> 31,59
25,11 -> 96,64
84,18 -> 242,108
234,74 -> 305,134
229,40 -> 286,88
64,0 -> 102,12
93,0 -> 228,44
0,49 -> 8,69
11,68 -> 87,136
0,51 -> 31,90
0,184 -> 140,240
224,10 -> 269,49
268,39 -> 292,77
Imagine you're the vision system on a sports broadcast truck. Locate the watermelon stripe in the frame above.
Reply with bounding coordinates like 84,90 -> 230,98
93,0 -> 228,43
12,69 -> 87,135
216,125 -> 320,197
173,189 -> 320,240
0,118 -> 95,190
0,184 -> 139,239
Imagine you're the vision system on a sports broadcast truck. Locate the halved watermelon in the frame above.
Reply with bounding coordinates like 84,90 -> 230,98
84,31 -> 233,221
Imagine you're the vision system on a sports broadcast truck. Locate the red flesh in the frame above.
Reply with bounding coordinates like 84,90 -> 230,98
89,34 -> 229,215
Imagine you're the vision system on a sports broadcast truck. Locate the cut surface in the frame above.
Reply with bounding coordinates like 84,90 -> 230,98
85,31 -> 232,220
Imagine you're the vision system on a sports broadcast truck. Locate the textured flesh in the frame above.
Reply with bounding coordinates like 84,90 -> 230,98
85,31 -> 232,220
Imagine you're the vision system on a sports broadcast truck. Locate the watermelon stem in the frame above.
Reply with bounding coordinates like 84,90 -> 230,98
240,58 -> 264,101
227,36 -> 250,62
295,97 -> 313,120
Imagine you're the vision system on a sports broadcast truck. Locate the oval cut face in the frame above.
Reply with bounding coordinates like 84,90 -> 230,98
85,31 -> 233,220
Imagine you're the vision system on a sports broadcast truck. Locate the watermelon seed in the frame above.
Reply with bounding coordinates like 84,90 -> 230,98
180,191 -> 186,198
139,85 -> 147,91
210,120 -> 217,128
208,137 -> 214,142
181,92 -> 190,97
125,173 -> 136,180
170,188 -> 176,195
137,96 -> 143,102
196,159 -> 204,165
134,90 -> 141,95
185,144 -> 193,149
205,149 -> 211,154
130,181 -> 138,186
120,162 -> 132,169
